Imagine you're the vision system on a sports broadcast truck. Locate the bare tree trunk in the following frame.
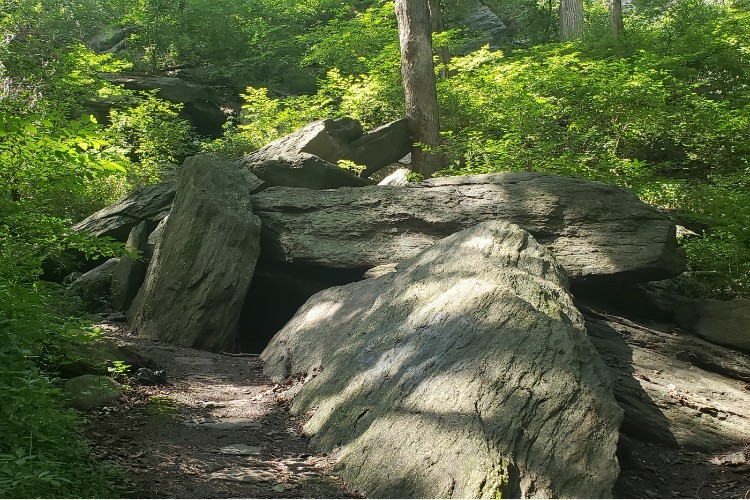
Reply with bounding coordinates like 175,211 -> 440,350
428,0 -> 451,79
608,0 -> 623,35
395,0 -> 442,178
559,0 -> 584,41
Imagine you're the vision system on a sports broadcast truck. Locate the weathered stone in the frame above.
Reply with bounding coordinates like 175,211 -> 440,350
111,221 -> 154,311
262,221 -> 622,498
377,167 -> 410,186
240,154 -> 372,190
67,258 -> 120,310
64,375 -> 123,410
343,118 -> 411,178
244,118 -> 363,164
128,155 -> 262,352
585,307 -> 750,451
251,172 -> 686,283
645,292 -> 750,353
73,181 -> 176,241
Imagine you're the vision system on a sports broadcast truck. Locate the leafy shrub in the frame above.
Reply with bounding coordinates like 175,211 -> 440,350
108,93 -> 198,187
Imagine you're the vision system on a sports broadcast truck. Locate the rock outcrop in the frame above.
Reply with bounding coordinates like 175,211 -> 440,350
251,172 -> 686,283
262,221 -> 622,498
128,155 -> 262,352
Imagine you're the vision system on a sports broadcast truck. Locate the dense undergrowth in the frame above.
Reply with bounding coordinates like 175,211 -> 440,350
0,0 -> 748,495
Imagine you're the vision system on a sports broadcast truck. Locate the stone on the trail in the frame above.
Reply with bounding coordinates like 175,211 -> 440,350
64,374 -> 123,410
209,466 -> 276,483
111,220 -> 154,311
240,154 -> 372,190
251,172 -> 686,283
342,118 -> 411,178
128,154 -> 262,352
218,444 -> 262,455
73,181 -> 176,241
67,258 -> 120,310
262,221 -> 622,498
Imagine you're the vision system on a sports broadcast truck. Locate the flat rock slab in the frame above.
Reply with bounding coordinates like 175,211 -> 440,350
585,309 -> 750,451
218,444 -> 262,455
209,466 -> 276,483
262,221 -> 622,498
251,172 -> 686,283
74,181 -> 176,241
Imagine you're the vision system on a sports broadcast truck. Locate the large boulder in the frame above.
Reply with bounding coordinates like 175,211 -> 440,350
343,118 -> 411,178
128,155 -> 263,352
251,172 -> 686,283
261,221 -> 622,498
244,118 -> 363,164
73,181 -> 176,241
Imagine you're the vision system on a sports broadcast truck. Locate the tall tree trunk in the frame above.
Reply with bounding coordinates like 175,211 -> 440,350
428,0 -> 451,79
395,0 -> 442,178
608,0 -> 623,35
559,0 -> 583,41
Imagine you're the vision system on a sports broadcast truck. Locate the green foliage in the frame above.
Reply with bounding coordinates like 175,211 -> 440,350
0,278 -> 125,497
108,93 -> 197,186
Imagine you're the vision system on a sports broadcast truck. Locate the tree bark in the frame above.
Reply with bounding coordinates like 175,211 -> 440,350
608,0 -> 623,35
395,0 -> 442,178
559,0 -> 584,41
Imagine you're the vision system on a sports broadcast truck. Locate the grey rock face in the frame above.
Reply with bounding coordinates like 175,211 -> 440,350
128,155 -> 262,352
111,220 -> 154,311
262,221 -> 622,498
343,118 -> 411,178
586,308 -> 750,451
73,181 -> 176,241
645,292 -> 750,353
67,258 -> 120,310
244,118 -> 363,164
251,172 -> 686,283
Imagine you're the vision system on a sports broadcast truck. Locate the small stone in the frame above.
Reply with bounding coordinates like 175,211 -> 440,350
219,444 -> 262,456
209,466 -> 275,483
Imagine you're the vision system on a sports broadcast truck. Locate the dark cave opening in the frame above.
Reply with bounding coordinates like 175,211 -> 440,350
238,259 -> 368,354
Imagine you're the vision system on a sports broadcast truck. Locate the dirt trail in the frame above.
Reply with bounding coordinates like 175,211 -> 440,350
85,321 -> 750,499
85,322 -> 356,498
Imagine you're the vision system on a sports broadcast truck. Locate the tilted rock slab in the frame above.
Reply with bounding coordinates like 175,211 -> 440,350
262,221 -> 622,498
251,172 -> 686,283
585,308 -> 750,451
128,155 -> 263,352
73,180 -> 176,242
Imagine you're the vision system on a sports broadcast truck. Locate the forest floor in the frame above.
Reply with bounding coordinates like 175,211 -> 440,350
84,321 -> 750,499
